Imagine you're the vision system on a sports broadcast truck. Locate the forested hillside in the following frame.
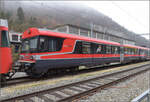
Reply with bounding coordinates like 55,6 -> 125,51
0,1 -> 128,33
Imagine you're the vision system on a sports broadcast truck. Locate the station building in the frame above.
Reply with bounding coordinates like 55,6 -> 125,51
52,24 -> 149,47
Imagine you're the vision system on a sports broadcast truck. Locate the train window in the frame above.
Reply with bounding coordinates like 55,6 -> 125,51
118,47 -> 120,54
90,43 -> 97,54
96,44 -> 102,54
49,37 -> 64,52
74,41 -> 82,54
132,49 -> 134,55
21,40 -> 29,53
88,43 -> 105,54
82,42 -> 91,54
136,49 -> 138,55
129,48 -> 132,54
94,44 -> 106,54
21,37 -> 38,53
111,46 -> 119,54
12,35 -> 18,41
1,30 -> 9,47
39,36 -> 64,53
124,48 -> 127,54
124,48 -> 133,54
102,45 -> 106,54
111,46 -> 115,54
74,41 -> 91,54
39,37 -> 49,52
96,44 -> 103,54
29,37 -> 38,53
48,39 -> 57,52
132,48 -> 135,55
106,45 -> 111,54
0,31 -> 1,46
140,50 -> 145,55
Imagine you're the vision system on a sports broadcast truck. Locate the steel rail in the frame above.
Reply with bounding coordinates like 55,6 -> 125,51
1,63 -> 150,102
2,61 -> 133,87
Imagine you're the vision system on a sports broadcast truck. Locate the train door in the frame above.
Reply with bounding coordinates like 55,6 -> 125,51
81,41 -> 93,66
120,46 -> 124,63
92,43 -> 105,65
91,43 -> 97,65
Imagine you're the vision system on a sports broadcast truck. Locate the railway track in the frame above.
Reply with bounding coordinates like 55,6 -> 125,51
2,61 -> 142,87
1,63 -> 150,102
5,76 -> 34,86
2,62 -> 122,87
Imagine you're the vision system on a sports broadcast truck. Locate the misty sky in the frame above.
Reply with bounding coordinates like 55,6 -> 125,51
70,1 -> 149,39
10,1 -> 149,39
35,1 -> 149,39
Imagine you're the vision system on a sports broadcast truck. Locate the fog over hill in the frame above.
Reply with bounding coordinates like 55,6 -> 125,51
1,1 -> 149,47
3,1 -> 127,31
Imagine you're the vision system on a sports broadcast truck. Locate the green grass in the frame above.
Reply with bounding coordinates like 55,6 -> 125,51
10,44 -> 20,63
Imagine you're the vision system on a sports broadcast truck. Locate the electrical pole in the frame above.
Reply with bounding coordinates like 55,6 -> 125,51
90,22 -> 93,38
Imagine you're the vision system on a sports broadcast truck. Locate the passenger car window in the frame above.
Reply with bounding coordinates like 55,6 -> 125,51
106,45 -> 111,54
39,36 -> 64,52
0,30 -> 9,47
82,42 -> 91,54
74,41 -> 91,54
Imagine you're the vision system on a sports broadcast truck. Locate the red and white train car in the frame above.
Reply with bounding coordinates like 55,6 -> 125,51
18,28 -> 150,77
0,19 -> 13,82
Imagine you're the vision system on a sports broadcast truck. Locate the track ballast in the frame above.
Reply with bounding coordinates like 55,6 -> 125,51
1,63 -> 150,102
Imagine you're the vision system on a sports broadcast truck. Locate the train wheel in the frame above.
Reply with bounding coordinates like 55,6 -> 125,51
26,70 -> 44,78
70,67 -> 79,74
44,69 -> 57,77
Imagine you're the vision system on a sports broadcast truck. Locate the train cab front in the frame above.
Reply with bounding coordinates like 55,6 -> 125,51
15,36 -> 38,72
17,54 -> 36,72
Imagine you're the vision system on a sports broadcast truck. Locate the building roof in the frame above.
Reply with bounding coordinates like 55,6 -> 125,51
52,24 -> 134,41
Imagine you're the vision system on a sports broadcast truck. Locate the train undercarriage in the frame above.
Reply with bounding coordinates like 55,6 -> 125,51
0,71 -> 15,86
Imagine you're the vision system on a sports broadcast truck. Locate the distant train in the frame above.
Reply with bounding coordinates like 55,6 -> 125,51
0,19 -> 13,83
17,28 -> 150,77
9,31 -> 22,53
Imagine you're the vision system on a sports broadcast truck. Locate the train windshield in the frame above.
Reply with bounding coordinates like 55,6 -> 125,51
0,30 -> 9,47
21,37 -> 38,53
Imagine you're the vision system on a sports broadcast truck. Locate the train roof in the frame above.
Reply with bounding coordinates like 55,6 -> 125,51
22,28 -> 149,50
22,27 -> 121,46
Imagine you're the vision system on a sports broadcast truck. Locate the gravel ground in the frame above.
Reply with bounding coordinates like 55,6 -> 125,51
78,70 -> 150,102
0,61 -> 150,101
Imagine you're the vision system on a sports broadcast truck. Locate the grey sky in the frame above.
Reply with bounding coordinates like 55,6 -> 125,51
81,1 -> 149,39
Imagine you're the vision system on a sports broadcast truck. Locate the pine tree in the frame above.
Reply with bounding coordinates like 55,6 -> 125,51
17,7 -> 24,24
29,16 -> 37,27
